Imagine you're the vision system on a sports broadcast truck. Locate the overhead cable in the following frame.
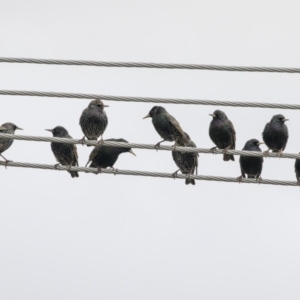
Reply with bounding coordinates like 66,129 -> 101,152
0,90 -> 299,110
0,57 -> 300,73
0,133 -> 299,160
0,160 -> 297,186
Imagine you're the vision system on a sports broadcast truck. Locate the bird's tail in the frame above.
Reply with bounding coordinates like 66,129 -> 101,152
185,178 -> 195,185
223,154 -> 235,161
69,171 -> 79,178
87,137 -> 97,147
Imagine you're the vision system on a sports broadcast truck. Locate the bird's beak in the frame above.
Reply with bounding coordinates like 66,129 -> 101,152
283,118 -> 289,122
143,114 -> 150,119
129,149 -> 136,156
209,114 -> 216,117
45,129 -> 53,133
258,141 -> 264,145
16,126 -> 23,130
103,105 -> 109,107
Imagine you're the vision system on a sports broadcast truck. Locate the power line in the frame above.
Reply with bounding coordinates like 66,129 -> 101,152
0,160 -> 297,186
0,90 -> 299,110
0,133 -> 298,160
0,57 -> 300,73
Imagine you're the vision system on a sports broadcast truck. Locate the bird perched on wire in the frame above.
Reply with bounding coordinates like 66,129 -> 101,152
294,155 -> 300,186
262,114 -> 289,156
85,138 -> 136,173
46,126 -> 79,178
79,99 -> 109,146
172,132 -> 198,185
209,110 -> 236,161
143,106 -> 187,149
237,139 -> 264,183
0,122 -> 23,167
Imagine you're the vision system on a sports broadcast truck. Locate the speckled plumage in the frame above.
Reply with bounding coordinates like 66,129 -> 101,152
0,122 -> 22,163
172,132 -> 198,185
144,106 -> 187,148
86,138 -> 135,171
262,114 -> 289,154
79,99 -> 108,145
295,154 -> 300,185
239,139 -> 263,180
209,110 -> 236,161
47,126 -> 79,178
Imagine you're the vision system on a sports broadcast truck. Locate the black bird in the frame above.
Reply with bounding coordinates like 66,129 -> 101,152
172,132 -> 198,185
237,139 -> 264,183
85,138 -> 136,173
143,106 -> 187,149
262,114 -> 289,156
0,122 -> 23,166
46,126 -> 79,178
209,110 -> 236,161
79,99 -> 109,145
294,154 -> 300,186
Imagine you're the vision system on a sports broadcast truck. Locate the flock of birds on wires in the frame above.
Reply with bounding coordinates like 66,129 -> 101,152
0,98 -> 298,185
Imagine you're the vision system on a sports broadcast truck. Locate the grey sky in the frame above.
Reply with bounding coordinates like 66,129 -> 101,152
1,0 -> 300,299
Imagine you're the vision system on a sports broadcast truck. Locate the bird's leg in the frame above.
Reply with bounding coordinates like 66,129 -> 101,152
98,136 -> 104,145
0,154 -> 12,169
263,149 -> 270,157
237,175 -> 243,183
114,168 -> 118,176
297,178 -> 300,186
96,167 -> 102,174
222,146 -> 230,154
54,163 -> 61,170
172,169 -> 180,179
210,146 -> 217,153
154,139 -> 165,150
67,165 -> 72,172
256,175 -> 263,184
78,136 -> 86,145
277,149 -> 283,157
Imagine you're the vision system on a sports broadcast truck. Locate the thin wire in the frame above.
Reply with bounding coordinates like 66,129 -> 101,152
1,57 -> 300,73
0,160 -> 297,187
0,133 -> 299,160
0,90 -> 299,110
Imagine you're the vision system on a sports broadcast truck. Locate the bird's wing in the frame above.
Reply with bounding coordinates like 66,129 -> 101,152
168,114 -> 186,137
67,134 -> 79,166
86,145 -> 103,167
228,120 -> 236,149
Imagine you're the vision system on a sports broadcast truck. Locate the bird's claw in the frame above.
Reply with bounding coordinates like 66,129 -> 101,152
96,167 -> 102,174
154,143 -> 161,150
297,179 -> 300,186
277,149 -> 283,157
256,176 -> 262,184
172,170 -> 179,179
4,160 -> 12,169
263,150 -> 270,157
210,146 -> 217,153
237,175 -> 243,183
79,136 -> 86,146
98,138 -> 104,145
54,163 -> 61,170
222,147 -> 230,154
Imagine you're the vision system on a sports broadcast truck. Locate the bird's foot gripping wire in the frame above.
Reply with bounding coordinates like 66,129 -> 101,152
154,140 -> 165,151
297,178 -> 300,186
210,146 -> 217,153
54,163 -> 61,170
98,137 -> 104,145
256,176 -> 263,184
237,175 -> 243,183
172,169 -> 180,179
78,136 -> 86,145
1,155 -> 12,169
277,149 -> 283,157
222,146 -> 230,154
108,167 -> 118,176
96,167 -> 102,174
263,149 -> 270,157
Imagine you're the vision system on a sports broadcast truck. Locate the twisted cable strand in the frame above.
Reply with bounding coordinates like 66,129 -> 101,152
0,160 -> 296,186
1,57 -> 300,73
0,133 -> 299,159
0,90 -> 300,110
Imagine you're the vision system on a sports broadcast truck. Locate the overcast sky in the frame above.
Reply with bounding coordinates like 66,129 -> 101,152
1,0 -> 300,299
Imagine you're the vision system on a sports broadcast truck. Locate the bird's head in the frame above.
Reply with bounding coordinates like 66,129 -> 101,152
88,99 -> 109,110
271,114 -> 289,124
45,126 -> 69,137
110,138 -> 136,156
244,139 -> 264,149
209,110 -> 228,120
143,106 -> 167,119
0,123 -> 23,132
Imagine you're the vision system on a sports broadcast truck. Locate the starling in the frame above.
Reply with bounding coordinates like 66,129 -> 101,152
237,139 -> 264,183
172,132 -> 198,185
143,106 -> 187,149
209,110 -> 236,161
262,114 -> 289,156
79,99 -> 109,146
46,126 -> 79,178
0,122 -> 23,166
295,154 -> 300,186
85,138 -> 136,173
